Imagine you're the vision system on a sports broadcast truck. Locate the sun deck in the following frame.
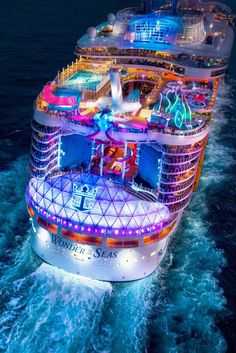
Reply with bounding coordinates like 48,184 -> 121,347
35,58 -> 217,141
77,2 -> 234,59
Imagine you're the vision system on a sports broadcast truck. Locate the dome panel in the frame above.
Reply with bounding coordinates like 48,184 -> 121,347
29,173 -> 170,232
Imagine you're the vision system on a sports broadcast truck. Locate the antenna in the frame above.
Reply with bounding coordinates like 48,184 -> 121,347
171,0 -> 178,14
141,0 -> 153,13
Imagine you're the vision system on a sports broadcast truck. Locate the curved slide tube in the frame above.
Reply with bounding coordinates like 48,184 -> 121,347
85,130 -> 100,140
95,144 -> 113,162
42,83 -> 77,106
105,128 -> 123,146
117,147 -> 133,163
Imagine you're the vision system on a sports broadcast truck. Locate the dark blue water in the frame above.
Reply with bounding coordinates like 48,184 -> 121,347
0,1 -> 236,352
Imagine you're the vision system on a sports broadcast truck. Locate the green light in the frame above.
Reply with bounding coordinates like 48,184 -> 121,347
175,111 -> 183,129
168,88 -> 192,129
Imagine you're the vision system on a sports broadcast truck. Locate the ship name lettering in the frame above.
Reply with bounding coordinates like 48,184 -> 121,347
93,248 -> 118,259
51,234 -> 85,254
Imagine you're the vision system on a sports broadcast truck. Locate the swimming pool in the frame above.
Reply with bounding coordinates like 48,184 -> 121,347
66,70 -> 105,91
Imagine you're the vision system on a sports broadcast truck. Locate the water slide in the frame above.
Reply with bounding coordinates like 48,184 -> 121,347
85,130 -> 100,140
105,128 -> 123,146
42,83 -> 78,106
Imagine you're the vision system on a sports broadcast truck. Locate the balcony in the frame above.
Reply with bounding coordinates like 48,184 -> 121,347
32,140 -> 57,153
159,175 -> 195,194
160,168 -> 197,184
31,147 -> 58,162
32,120 -> 61,135
167,194 -> 192,213
161,143 -> 203,155
158,185 -> 193,205
30,155 -> 58,171
163,151 -> 201,165
161,159 -> 199,175
32,131 -> 61,144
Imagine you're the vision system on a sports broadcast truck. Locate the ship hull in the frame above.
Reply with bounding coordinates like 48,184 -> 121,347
31,213 -> 181,282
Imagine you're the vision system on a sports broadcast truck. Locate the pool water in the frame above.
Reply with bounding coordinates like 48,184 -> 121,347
66,70 -> 104,89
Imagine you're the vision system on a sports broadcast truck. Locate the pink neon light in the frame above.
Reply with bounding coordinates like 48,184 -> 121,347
42,84 -> 77,106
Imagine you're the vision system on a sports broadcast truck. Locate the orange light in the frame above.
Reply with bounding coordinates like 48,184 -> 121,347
106,238 -> 139,248
143,222 -> 176,245
37,216 -> 58,235
27,204 -> 34,217
61,228 -> 102,245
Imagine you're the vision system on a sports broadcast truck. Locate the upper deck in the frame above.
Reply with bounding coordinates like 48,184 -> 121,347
33,0 -> 233,149
76,0 -> 234,67
34,58 -> 217,146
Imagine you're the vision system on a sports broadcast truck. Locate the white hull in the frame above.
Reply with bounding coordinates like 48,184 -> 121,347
31,214 -> 181,282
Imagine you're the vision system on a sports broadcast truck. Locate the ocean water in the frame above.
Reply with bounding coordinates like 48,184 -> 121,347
0,0 -> 236,352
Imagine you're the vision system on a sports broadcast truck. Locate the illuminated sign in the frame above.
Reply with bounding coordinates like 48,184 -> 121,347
51,234 -> 118,258
72,184 -> 97,213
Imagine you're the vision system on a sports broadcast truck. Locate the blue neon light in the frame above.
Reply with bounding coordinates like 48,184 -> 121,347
94,109 -> 115,131
128,15 -> 182,44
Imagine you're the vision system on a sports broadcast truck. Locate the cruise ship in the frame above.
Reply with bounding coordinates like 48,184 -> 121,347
26,0 -> 234,281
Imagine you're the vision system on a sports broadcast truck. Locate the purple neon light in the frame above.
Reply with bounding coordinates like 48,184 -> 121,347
29,197 -> 174,237
27,173 -> 171,237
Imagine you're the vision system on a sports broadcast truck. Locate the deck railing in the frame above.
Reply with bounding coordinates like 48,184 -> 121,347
159,175 -> 195,194
31,140 -> 57,153
32,131 -> 61,144
158,186 -> 193,204
161,159 -> 199,175
76,47 -> 228,70
163,151 -> 201,164
160,168 -> 197,184
31,147 -> 58,162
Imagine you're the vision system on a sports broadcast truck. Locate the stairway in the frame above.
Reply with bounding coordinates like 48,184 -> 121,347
124,185 -> 158,202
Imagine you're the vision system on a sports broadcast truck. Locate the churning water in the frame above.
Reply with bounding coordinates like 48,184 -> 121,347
0,0 -> 236,352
